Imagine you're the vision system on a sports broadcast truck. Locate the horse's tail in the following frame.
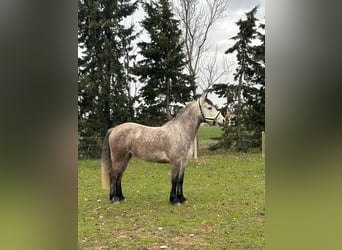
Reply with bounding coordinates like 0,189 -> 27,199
101,128 -> 113,189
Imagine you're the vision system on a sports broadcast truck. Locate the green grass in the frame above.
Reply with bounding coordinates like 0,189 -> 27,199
78,147 -> 265,249
198,126 -> 223,143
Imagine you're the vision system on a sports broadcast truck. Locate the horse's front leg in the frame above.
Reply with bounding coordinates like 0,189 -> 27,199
170,161 -> 180,205
176,171 -> 187,204
170,175 -> 179,205
169,161 -> 187,205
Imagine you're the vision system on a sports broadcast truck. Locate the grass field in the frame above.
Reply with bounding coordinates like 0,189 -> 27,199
197,126 -> 223,143
78,127 -> 265,249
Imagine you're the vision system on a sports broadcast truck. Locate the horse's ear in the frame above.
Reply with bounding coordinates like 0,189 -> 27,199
199,92 -> 207,104
201,89 -> 209,100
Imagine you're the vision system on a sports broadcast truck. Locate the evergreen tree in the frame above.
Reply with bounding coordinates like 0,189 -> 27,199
134,0 -> 193,125
247,22 -> 265,147
78,0 -> 137,157
213,6 -> 264,151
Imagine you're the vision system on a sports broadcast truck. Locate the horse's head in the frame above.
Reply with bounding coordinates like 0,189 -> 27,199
198,93 -> 226,126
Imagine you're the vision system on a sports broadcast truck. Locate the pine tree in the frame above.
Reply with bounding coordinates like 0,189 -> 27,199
78,0 -> 137,157
213,6 -> 264,151
134,0 -> 193,125
246,22 -> 265,147
256,23 -> 265,133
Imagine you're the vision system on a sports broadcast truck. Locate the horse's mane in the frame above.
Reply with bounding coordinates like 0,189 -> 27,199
163,97 -> 213,125
163,101 -> 195,125
175,102 -> 194,118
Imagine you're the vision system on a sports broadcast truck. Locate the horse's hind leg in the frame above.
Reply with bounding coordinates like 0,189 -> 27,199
109,153 -> 131,204
109,167 -> 120,204
116,153 -> 132,202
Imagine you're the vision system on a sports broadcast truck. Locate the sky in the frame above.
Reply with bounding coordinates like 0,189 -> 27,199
207,0 -> 265,62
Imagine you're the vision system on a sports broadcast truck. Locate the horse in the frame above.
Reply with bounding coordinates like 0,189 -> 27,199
101,93 -> 225,205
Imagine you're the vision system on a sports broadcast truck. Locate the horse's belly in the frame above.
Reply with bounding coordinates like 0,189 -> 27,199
133,149 -> 170,163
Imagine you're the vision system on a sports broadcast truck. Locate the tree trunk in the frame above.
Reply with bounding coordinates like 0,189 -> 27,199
166,78 -> 172,120
237,72 -> 243,150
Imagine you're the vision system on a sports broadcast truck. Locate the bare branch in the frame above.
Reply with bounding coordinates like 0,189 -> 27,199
198,47 -> 233,90
172,0 -> 229,95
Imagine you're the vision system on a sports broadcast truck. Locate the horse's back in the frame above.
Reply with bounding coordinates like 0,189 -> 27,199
108,122 -> 171,161
109,122 -> 162,139
108,122 -> 144,145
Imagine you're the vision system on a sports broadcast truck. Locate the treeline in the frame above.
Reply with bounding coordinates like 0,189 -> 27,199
78,0 -> 264,158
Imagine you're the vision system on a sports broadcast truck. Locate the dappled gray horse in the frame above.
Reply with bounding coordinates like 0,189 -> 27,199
101,93 -> 225,205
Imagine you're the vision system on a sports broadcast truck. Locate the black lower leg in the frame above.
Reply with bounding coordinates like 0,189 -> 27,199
109,172 -> 120,203
177,173 -> 187,203
116,180 -> 125,201
110,182 -> 120,203
170,177 -> 179,205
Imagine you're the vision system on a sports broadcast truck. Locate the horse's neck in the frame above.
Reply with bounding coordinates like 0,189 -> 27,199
166,102 -> 202,141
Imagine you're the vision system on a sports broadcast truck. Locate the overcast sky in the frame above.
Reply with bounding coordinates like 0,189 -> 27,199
208,0 -> 265,55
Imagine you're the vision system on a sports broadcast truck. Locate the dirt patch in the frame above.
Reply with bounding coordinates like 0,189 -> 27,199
257,212 -> 265,219
198,222 -> 218,233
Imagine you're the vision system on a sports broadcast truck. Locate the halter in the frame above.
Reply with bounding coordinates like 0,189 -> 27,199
198,99 -> 221,125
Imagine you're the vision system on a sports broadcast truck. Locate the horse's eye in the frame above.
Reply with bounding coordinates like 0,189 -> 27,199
208,107 -> 212,110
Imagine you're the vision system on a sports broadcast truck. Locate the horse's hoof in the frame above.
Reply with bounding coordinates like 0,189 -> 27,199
112,200 -> 120,205
111,197 -> 120,204
178,197 -> 187,204
173,202 -> 181,206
